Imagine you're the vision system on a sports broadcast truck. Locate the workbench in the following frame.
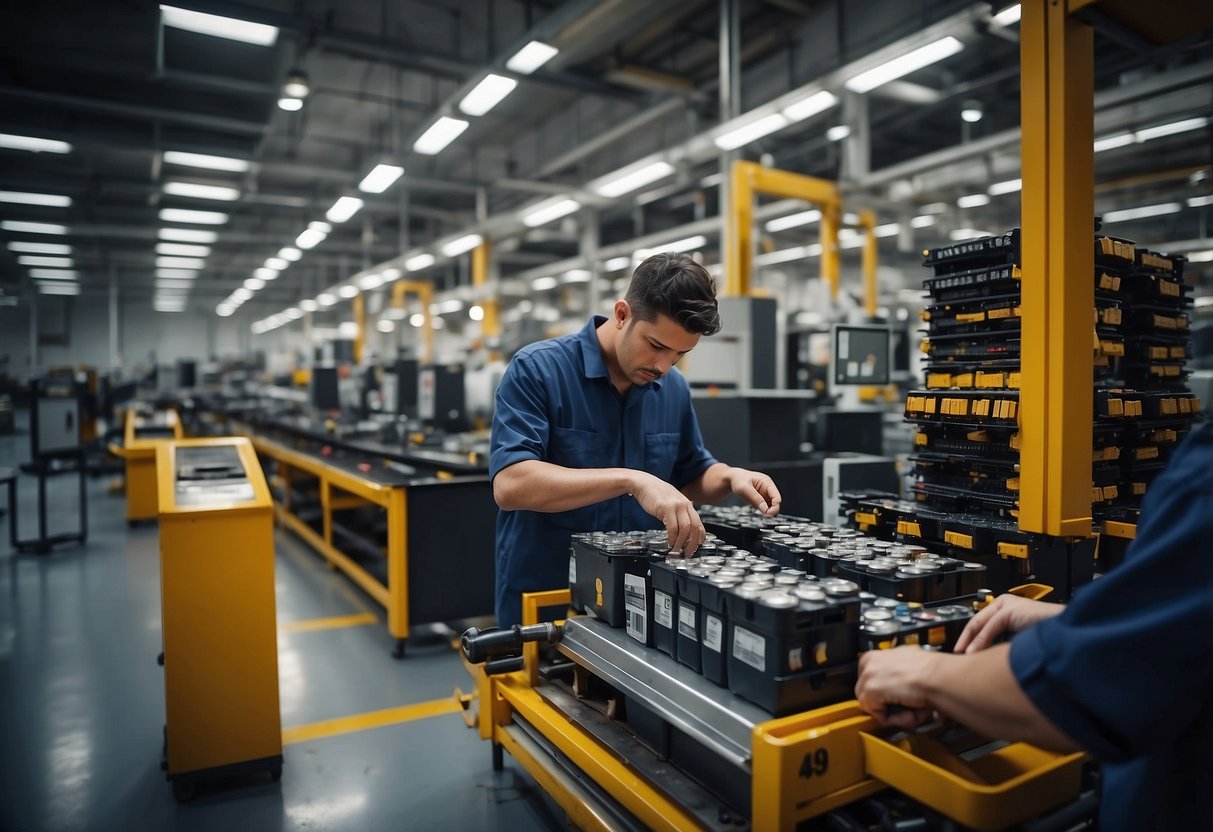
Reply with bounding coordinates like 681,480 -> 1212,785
108,408 -> 183,523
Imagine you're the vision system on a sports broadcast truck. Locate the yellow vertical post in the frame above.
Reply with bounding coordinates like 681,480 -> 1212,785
352,294 -> 365,364
385,487 -> 409,641
859,209 -> 878,318
821,204 -> 841,300
472,239 -> 501,346
726,162 -> 753,297
1019,0 -> 1094,536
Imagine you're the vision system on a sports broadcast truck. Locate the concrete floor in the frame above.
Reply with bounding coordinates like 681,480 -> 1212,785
0,418 -> 564,832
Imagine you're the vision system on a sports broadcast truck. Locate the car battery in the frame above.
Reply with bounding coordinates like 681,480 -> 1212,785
859,602 -> 975,653
647,557 -> 683,660
725,579 -> 861,715
568,533 -> 655,643
696,572 -> 741,686
838,555 -> 983,603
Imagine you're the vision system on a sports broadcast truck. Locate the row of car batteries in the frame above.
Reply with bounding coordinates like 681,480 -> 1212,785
901,225 -> 1199,544
568,513 -> 984,717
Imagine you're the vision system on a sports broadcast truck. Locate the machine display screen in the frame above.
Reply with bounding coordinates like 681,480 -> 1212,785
831,325 -> 892,386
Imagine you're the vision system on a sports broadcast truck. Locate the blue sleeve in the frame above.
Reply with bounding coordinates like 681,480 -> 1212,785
489,354 -> 549,480
1010,421 -> 1213,763
671,380 -> 718,489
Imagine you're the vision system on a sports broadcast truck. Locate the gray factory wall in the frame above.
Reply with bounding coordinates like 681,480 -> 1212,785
0,297 -> 249,380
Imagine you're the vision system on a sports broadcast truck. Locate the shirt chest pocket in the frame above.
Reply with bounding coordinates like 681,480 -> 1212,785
643,431 -> 681,482
548,426 -> 602,530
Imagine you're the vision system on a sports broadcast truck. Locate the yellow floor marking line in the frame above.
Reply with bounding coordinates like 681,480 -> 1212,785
282,697 -> 462,745
278,612 -> 379,633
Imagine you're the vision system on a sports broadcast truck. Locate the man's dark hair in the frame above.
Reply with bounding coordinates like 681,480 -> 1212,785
625,252 -> 721,336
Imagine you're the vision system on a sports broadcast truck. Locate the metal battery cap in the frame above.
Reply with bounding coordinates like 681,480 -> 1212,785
863,608 -> 895,622
759,590 -> 798,608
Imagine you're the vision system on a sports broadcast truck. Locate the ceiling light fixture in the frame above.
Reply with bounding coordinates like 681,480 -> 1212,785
960,101 -> 983,123
163,182 -> 240,201
662,235 -> 707,253
992,4 -> 1021,26
0,133 -> 72,154
162,150 -> 250,172
950,228 -> 993,241
782,90 -> 837,123
159,208 -> 228,225
337,284 -> 360,299
826,125 -> 851,142
603,256 -> 631,271
594,161 -> 675,198
1188,195 -> 1213,208
157,268 -> 196,279
0,191 -> 72,207
155,256 -> 205,269
413,117 -> 469,155
38,283 -> 81,296
957,193 -> 991,208
459,74 -> 518,116
1101,203 -> 1182,223
28,268 -> 78,280
277,97 -> 303,112
216,305 -> 234,317
18,255 -> 73,268
317,292 -> 336,307
765,209 -> 822,233
441,234 -> 483,257
468,305 -> 485,321
325,196 -> 364,224
299,299 -> 319,312
7,242 -> 72,255
376,319 -> 395,333
358,164 -> 404,194
159,227 -> 217,243
520,197 -> 580,227
295,228 -> 326,250
988,178 -> 1023,195
244,277 -> 265,290
1,220 -> 68,235
1134,117 -> 1208,141
254,268 -> 278,281
405,253 -> 435,271
532,276 -> 558,291
910,214 -> 937,228
714,113 -> 788,151
233,288 -> 253,301
506,41 -> 558,74
264,257 -> 289,271
277,246 -> 302,261
282,70 -> 310,99
357,273 -> 384,290
159,4 -> 278,46
844,36 -> 964,94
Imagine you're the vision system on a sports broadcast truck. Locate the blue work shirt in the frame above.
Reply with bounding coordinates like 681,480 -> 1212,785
1010,419 -> 1213,832
490,315 -> 718,627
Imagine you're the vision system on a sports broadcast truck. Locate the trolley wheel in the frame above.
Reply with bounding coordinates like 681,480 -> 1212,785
491,742 -> 504,772
171,780 -> 196,803
391,639 -> 406,659
270,764 -> 283,783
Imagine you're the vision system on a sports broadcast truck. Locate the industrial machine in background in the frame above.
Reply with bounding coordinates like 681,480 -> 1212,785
13,374 -> 88,553
156,437 -> 282,802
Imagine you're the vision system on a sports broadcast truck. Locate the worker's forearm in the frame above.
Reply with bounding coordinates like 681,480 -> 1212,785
681,462 -> 731,503
922,645 -> 1081,753
493,459 -> 641,512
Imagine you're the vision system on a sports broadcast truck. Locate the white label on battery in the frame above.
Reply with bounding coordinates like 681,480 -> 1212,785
568,553 -> 577,585
653,590 -> 673,629
678,604 -> 697,640
624,573 -> 647,643
704,615 -> 723,652
733,626 -> 766,672
788,646 -> 804,673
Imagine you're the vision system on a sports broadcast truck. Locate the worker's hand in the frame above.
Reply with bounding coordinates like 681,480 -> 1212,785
724,467 -> 782,517
629,473 -> 706,556
855,646 -> 940,730
954,594 -> 1064,654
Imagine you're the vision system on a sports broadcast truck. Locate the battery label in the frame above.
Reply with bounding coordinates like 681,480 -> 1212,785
788,647 -> 804,672
678,604 -> 697,640
568,554 -> 576,585
733,626 -> 766,672
704,615 -> 723,652
624,573 -> 647,643
653,590 -> 673,629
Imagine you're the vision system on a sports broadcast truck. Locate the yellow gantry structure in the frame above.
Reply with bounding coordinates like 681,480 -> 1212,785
391,279 -> 435,363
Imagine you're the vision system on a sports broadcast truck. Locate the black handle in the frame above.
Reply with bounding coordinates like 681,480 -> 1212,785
461,622 -> 562,672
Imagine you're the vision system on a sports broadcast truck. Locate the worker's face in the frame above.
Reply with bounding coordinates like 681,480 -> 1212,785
614,301 -> 701,386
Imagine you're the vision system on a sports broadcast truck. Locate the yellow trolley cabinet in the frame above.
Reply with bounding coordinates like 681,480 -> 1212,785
156,437 -> 282,802
461,591 -> 1087,832
109,408 -> 183,523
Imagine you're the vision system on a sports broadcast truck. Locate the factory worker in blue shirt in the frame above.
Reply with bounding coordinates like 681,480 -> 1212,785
856,419 -> 1213,831
490,253 -> 783,628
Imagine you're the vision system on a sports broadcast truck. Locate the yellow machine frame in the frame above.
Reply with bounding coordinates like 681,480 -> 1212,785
108,408 -> 183,522
156,437 -> 281,789
462,590 -> 1084,832
391,279 -> 436,363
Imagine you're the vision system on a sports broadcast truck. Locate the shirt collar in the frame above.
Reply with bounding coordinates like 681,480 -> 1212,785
577,314 -> 662,391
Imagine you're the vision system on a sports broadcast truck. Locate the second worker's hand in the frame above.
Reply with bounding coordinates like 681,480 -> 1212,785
954,594 -> 1065,654
629,472 -> 706,556
855,646 -> 940,730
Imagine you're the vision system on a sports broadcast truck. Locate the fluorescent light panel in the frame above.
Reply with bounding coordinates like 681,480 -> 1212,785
594,161 -> 675,198
295,229 -> 325,250
413,117 -> 469,155
405,253 -> 435,271
159,208 -> 228,225
1101,203 -> 1182,223
714,113 -> 788,151
159,227 -> 217,243
278,247 -> 302,261
338,285 -> 360,299
244,277 -> 265,290
156,242 -> 210,257
604,256 -> 631,271
29,268 -> 78,280
910,214 -> 937,229
156,256 -> 205,269
299,299 -> 318,312
0,190 -> 71,207
254,268 -> 278,281
663,235 -> 707,253
157,269 -> 196,279
156,279 -> 194,290
844,36 -> 964,94
358,164 -> 404,194
506,41 -> 558,74
532,276 -> 558,291
441,234 -> 483,257
992,4 -> 1021,26
162,150 -> 249,172
1135,117 -> 1207,141
264,257 -> 289,271
357,273 -> 384,290
1189,195 -> 1213,208
18,255 -> 73,267
38,283 -> 80,295
163,181 -> 239,201
765,209 -> 821,233
7,242 -> 71,255
782,90 -> 837,123
459,74 -> 518,116
325,196 -> 364,223
988,178 -> 1022,196
0,133 -> 71,154
521,197 -> 580,227
957,193 -> 991,208
1,221 -> 67,235
278,97 -> 303,111
159,4 -> 278,46
1093,133 -> 1135,152
826,125 -> 851,142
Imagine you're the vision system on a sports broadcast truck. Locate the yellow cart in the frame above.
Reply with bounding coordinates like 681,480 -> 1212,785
108,408 -> 183,523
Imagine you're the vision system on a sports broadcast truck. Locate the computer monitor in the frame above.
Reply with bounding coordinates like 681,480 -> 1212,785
830,324 -> 892,389
311,366 -> 340,413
